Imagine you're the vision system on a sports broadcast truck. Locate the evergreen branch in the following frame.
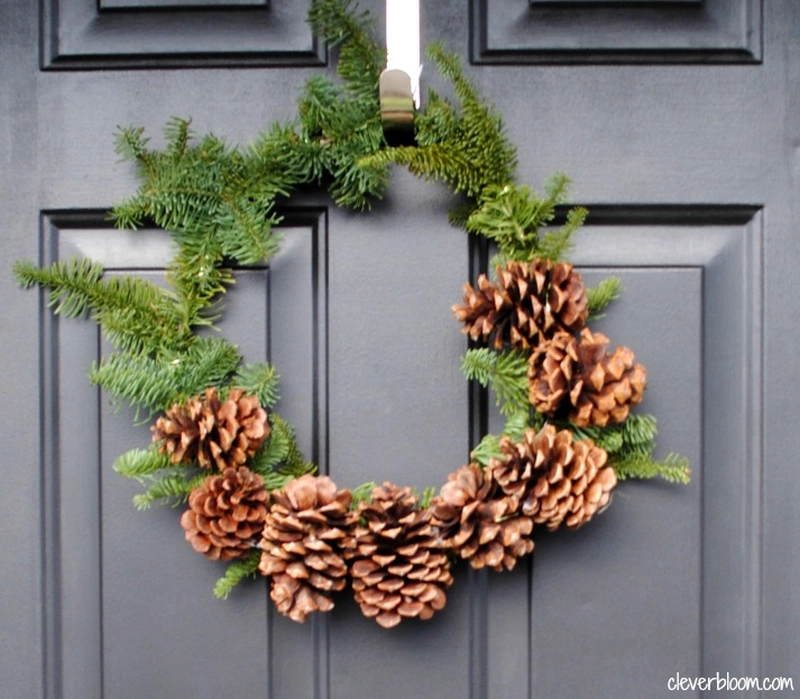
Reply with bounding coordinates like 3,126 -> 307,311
248,414 -> 294,475
566,413 -> 690,483
361,143 -> 483,198
163,116 -> 193,161
427,43 -> 517,187
263,464 -> 317,493
114,125 -> 154,184
132,471 -> 206,510
308,0 -> 384,99
213,551 -> 262,600
235,362 -> 281,409
538,205 -> 587,262
461,348 -> 529,417
351,481 -> 378,508
90,337 -> 242,418
249,414 -> 316,487
470,433 -> 502,467
114,447 -> 174,480
415,91 -> 459,147
586,277 -> 623,320
13,257 -> 187,354
611,452 -> 691,484
419,486 -> 437,509
466,184 -> 552,260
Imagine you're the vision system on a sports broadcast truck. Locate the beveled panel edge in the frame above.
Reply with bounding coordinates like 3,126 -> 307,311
470,0 -> 763,65
531,0 -> 702,4
39,217 -> 64,699
39,207 -> 330,699
465,203 -> 764,695
99,0 -> 269,10
570,205 -> 764,679
40,0 -> 325,71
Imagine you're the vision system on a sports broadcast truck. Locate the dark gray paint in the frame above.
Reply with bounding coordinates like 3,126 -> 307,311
2,0 -> 799,697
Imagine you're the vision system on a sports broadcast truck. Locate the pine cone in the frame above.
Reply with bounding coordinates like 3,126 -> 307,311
152,387 -> 270,470
496,425 -> 617,531
347,483 -> 453,629
180,466 -> 268,561
259,474 -> 355,623
430,464 -> 534,572
529,329 -> 647,427
527,330 -> 576,415
452,260 -> 587,350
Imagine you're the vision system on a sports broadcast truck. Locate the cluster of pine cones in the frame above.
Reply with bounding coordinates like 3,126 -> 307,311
150,383 -> 617,628
453,258 -> 647,427
145,258 -> 641,628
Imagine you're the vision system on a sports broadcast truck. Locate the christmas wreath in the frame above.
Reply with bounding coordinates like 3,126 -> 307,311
14,0 -> 689,629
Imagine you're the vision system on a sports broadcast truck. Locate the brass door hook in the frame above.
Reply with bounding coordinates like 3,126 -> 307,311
382,0 -> 419,146
380,68 -> 416,146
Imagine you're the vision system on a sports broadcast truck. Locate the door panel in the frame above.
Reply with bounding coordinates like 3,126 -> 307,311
2,1 -> 798,698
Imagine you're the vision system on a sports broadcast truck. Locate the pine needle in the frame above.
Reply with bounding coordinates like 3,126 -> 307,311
213,551 -> 262,600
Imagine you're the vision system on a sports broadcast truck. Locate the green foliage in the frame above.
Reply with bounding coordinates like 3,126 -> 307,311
131,470 -> 207,510
419,486 -> 437,509
214,551 -> 262,600
351,481 -> 378,508
470,411 -> 531,467
235,362 -> 281,408
13,258 -> 188,355
114,447 -> 174,480
112,122 -> 286,271
567,414 -> 691,484
249,414 -> 317,490
90,337 -> 242,418
461,348 -> 529,417
586,277 -> 623,320
360,44 -> 517,202
612,452 -> 691,484
466,175 -> 585,263
307,0 -> 383,99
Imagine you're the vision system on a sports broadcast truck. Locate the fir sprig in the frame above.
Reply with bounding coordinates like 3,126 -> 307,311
131,470 -> 207,510
567,414 -> 690,484
360,43 -> 517,201
248,414 -> 317,490
13,258 -> 188,355
461,348 -> 530,418
113,447 -> 174,480
89,337 -> 242,419
235,362 -> 281,409
465,175 -> 586,263
214,551 -> 262,600
586,277 -> 623,320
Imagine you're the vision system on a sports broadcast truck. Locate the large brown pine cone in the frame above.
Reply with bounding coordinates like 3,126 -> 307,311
452,260 -> 587,350
502,425 -> 617,531
152,387 -> 270,470
259,474 -> 355,623
180,466 -> 268,561
430,464 -> 534,572
529,328 -> 647,427
346,483 -> 453,629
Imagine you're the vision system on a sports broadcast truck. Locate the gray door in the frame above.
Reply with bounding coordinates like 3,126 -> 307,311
2,1 -> 798,697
